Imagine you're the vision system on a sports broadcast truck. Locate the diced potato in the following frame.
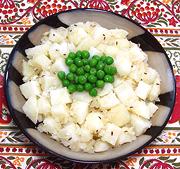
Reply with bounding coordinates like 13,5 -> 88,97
98,92 -> 119,109
98,83 -> 113,97
49,27 -> 68,43
94,140 -> 110,152
71,101 -> 89,124
39,74 -> 61,91
89,47 -> 101,58
31,54 -> 51,70
135,81 -> 151,100
22,60 -> 35,81
107,104 -> 130,127
25,42 -> 50,58
142,67 -> 158,84
131,100 -> 151,119
22,96 -> 38,123
20,80 -> 41,99
109,29 -> 128,39
115,54 -> 132,76
148,78 -> 160,101
100,123 -> 121,145
130,114 -> 151,136
117,127 -> 136,145
105,45 -> 120,57
92,25 -> 107,42
59,123 -> 79,143
68,26 -> 88,46
77,36 -> 99,50
129,43 -> 148,63
79,128 -> 92,142
115,39 -> 131,49
84,112 -> 104,132
38,96 -> 51,115
147,102 -> 158,117
51,104 -> 69,124
72,92 -> 92,103
50,87 -> 72,105
114,81 -> 137,106
51,57 -> 69,73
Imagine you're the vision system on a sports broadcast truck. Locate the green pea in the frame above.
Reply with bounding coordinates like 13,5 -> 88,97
97,70 -> 105,79
76,50 -> 82,58
62,79 -> 70,87
57,71 -> 65,80
104,65 -> 111,74
88,75 -> 97,83
65,57 -> 73,66
74,75 -> 79,84
89,88 -> 97,97
100,56 -> 107,62
89,58 -> 98,67
76,67 -> 85,75
67,72 -> 74,81
84,65 -> 91,72
82,59 -> 89,65
105,56 -> 114,65
84,73 -> 90,79
104,65 -> 117,75
92,55 -> 101,61
96,80 -> 105,88
90,68 -> 97,75
96,61 -> 105,70
78,75 -> 87,84
104,75 -> 114,83
68,52 -> 76,59
81,50 -> 90,59
77,84 -> 84,92
68,84 -> 76,93
84,83 -> 93,91
69,64 -> 77,73
74,58 -> 83,67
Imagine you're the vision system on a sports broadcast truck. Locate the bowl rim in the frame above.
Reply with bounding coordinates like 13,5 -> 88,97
4,8 -> 176,163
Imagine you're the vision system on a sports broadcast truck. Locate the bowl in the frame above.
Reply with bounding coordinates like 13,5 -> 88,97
4,8 -> 176,163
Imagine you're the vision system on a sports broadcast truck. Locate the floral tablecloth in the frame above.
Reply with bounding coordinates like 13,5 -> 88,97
0,0 -> 179,169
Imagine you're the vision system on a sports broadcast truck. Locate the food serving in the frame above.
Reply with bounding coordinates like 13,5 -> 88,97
19,22 -> 161,153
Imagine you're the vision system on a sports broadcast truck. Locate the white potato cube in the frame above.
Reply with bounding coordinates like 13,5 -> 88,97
39,74 -> 61,91
79,128 -> 92,142
109,29 -> 128,39
38,96 -> 51,115
130,114 -> 151,136
20,80 -> 41,99
71,101 -> 89,124
117,127 -> 136,145
100,123 -> 121,145
22,96 -> 38,123
84,113 -> 104,132
135,81 -> 151,100
72,92 -> 92,103
115,39 -> 131,49
148,102 -> 158,117
49,27 -> 67,43
22,60 -> 35,80
25,42 -> 50,58
89,47 -> 101,58
98,92 -> 119,109
98,83 -> 113,97
131,100 -> 151,119
51,104 -> 69,123
142,67 -> 158,84
107,104 -> 130,127
51,57 -> 69,73
114,81 -> 136,106
104,45 -> 120,57
31,54 -> 51,70
115,54 -> 132,76
50,87 -> 72,105
148,78 -> 160,101
94,140 -> 110,152
68,27 -> 88,46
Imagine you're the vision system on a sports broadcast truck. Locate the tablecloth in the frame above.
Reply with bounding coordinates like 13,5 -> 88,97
0,0 -> 179,169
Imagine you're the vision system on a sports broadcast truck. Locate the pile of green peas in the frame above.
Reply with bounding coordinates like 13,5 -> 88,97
57,50 -> 117,97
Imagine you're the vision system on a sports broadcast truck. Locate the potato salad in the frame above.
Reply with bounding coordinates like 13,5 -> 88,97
20,22 -> 161,153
